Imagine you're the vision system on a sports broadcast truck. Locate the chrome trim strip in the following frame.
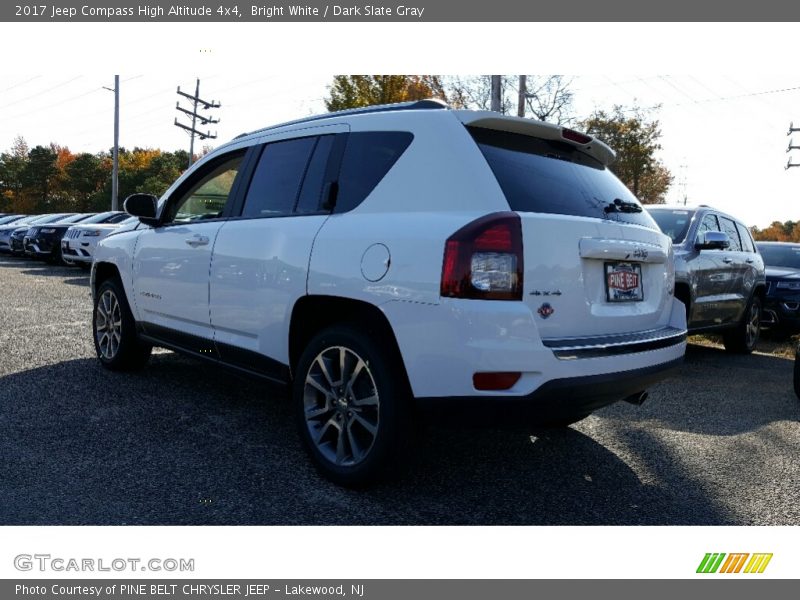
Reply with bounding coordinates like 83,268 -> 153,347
543,326 -> 687,360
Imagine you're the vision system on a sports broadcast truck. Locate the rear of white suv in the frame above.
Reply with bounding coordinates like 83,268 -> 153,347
91,101 -> 686,485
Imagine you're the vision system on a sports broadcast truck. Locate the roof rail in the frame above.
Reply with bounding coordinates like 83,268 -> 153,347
235,98 -> 449,139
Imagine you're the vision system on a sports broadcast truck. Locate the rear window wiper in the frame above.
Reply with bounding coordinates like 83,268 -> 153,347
604,198 -> 642,214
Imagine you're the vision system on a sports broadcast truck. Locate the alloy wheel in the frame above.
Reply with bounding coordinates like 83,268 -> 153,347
95,289 -> 122,360
302,346 -> 380,467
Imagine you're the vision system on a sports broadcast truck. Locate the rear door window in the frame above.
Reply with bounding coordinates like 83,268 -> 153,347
242,137 -> 318,218
735,222 -> 755,253
296,135 -> 335,214
468,126 -> 658,230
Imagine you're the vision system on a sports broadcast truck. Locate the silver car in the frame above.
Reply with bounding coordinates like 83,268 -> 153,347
647,205 -> 766,353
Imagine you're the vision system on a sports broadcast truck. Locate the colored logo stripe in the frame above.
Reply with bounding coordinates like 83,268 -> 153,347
697,553 -> 773,574
697,553 -> 726,573
719,553 -> 749,573
744,553 -> 773,574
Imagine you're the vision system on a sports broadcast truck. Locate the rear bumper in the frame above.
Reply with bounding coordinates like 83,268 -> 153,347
383,295 -> 687,403
417,356 -> 683,425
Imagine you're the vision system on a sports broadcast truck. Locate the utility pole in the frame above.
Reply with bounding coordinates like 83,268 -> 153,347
518,75 -> 526,118
787,122 -> 800,169
490,75 -> 502,113
175,78 -> 220,168
103,75 -> 120,211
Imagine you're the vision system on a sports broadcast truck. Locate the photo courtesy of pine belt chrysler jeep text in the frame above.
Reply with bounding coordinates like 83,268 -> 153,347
90,100 -> 687,485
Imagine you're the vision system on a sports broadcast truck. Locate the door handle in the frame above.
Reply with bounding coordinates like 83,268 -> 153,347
722,257 -> 733,264
185,235 -> 209,247
746,258 -> 754,264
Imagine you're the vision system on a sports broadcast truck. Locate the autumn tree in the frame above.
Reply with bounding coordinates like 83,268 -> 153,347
579,105 -> 673,204
751,221 -> 800,242
0,140 -> 190,214
325,75 -> 447,111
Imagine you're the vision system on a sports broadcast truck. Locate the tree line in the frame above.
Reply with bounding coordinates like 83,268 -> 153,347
752,221 -> 800,242
0,137 -> 190,215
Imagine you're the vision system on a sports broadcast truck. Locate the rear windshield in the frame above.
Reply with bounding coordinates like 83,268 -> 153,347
469,126 -> 658,230
757,244 -> 800,269
647,209 -> 693,243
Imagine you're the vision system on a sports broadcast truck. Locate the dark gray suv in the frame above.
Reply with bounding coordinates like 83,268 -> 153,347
647,205 -> 766,353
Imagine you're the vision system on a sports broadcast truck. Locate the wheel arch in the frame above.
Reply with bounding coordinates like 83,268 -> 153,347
93,261 -> 122,296
288,295 -> 411,394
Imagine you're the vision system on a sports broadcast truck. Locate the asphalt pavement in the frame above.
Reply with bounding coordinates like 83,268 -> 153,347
1,256 -> 799,525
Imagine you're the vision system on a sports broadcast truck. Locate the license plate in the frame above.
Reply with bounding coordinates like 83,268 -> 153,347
605,262 -> 643,302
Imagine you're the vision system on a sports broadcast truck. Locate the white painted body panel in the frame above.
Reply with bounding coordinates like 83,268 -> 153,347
209,216 -> 328,363
382,296 -> 686,398
132,222 -> 225,340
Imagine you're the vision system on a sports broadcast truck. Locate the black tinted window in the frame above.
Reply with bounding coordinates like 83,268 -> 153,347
296,135 -> 334,214
757,244 -> 800,268
243,137 -> 317,217
736,222 -> 755,252
469,127 -> 658,230
648,209 -> 693,243
719,217 -> 742,251
335,132 -> 413,213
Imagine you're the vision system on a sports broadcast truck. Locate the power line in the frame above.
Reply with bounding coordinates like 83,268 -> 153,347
175,78 -> 220,167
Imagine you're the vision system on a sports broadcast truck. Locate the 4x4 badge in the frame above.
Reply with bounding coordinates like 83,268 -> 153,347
537,303 -> 555,319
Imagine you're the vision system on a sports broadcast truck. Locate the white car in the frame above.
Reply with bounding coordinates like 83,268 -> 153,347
61,214 -> 138,269
91,100 -> 687,485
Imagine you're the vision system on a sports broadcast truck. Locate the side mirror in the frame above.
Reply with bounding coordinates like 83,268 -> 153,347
695,230 -> 730,251
123,193 -> 159,226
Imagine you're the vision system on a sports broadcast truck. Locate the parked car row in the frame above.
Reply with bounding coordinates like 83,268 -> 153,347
0,211 -> 138,268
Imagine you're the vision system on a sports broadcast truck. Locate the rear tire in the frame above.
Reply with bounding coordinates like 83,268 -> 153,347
723,296 -> 761,354
93,278 -> 152,371
293,325 -> 409,486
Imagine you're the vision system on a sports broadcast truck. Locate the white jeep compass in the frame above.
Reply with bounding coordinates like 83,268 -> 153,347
91,100 -> 686,485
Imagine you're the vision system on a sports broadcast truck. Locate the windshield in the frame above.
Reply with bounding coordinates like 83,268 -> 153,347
757,244 -> 800,269
647,209 -> 693,243
0,215 -> 23,225
468,126 -> 659,230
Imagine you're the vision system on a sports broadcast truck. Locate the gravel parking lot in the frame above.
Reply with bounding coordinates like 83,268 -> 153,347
1,256 -> 799,525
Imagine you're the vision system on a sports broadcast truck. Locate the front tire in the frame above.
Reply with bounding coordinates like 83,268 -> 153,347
723,295 -> 761,354
293,325 -> 409,486
93,278 -> 152,370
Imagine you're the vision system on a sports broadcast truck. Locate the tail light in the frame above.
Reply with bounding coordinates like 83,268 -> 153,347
441,212 -> 523,300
